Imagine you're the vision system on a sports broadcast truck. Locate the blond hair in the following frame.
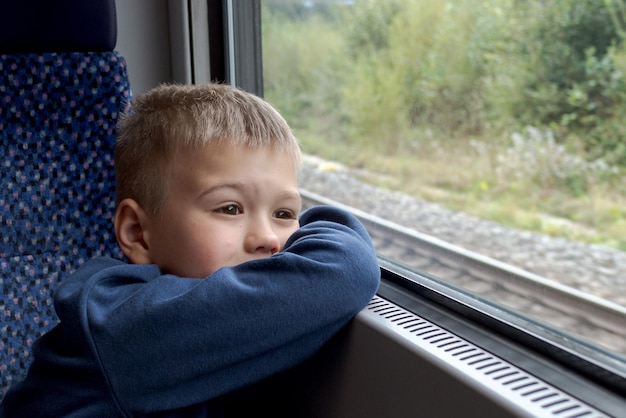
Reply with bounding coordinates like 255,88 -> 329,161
115,83 -> 301,216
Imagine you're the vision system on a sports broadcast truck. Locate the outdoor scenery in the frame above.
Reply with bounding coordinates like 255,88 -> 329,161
262,0 -> 626,252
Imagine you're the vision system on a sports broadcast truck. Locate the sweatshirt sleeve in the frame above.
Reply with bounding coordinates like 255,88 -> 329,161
56,205 -> 380,413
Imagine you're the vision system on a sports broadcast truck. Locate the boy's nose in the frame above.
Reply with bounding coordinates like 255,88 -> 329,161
244,221 -> 280,255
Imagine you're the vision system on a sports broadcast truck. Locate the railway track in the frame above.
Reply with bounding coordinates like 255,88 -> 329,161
301,189 -> 626,357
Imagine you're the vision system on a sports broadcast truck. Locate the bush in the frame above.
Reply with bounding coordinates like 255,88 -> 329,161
505,0 -> 625,131
495,126 -> 619,196
262,4 -> 347,142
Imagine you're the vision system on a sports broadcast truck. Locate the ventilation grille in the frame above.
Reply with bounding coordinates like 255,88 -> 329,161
361,296 -> 609,418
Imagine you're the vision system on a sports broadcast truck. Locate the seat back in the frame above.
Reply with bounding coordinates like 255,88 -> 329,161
0,0 -> 130,398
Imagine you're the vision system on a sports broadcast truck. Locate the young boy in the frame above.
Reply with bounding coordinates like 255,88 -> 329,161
0,83 -> 380,417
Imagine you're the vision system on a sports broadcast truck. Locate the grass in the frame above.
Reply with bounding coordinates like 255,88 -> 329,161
296,129 -> 626,252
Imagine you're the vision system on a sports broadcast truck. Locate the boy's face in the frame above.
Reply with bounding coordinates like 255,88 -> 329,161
142,143 -> 301,278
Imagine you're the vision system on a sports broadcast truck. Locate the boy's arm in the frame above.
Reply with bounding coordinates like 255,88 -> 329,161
63,205 -> 380,413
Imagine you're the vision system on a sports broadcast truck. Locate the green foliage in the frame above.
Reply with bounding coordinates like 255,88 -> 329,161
263,0 -> 626,161
261,0 -> 626,249
262,4 -> 348,142
395,0 -> 504,135
344,0 -> 401,54
339,0 -> 504,149
502,0 -> 625,133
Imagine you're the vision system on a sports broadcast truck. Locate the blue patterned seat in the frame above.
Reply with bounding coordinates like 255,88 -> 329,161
0,0 -> 131,399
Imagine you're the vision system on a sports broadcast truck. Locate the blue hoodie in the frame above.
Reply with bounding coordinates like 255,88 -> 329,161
0,206 -> 380,417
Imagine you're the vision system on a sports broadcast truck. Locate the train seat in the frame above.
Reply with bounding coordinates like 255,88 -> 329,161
0,0 -> 131,398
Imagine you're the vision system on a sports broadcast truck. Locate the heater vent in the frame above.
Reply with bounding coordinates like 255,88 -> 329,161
362,296 -> 609,418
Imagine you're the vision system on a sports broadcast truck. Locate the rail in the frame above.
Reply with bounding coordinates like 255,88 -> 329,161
301,189 -> 626,358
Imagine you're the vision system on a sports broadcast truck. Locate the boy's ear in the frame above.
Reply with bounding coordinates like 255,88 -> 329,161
114,198 -> 153,264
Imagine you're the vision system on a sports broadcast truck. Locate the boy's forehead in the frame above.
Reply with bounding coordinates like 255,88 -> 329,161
168,142 -> 300,194
173,142 -> 298,172
181,141 -> 295,160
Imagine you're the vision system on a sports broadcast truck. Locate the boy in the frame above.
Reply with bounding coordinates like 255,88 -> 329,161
0,83 -> 380,417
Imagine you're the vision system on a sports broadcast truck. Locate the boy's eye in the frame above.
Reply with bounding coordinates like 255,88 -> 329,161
216,204 -> 242,215
273,209 -> 296,220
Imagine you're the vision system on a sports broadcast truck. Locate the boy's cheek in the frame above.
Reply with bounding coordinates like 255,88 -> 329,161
280,228 -> 300,251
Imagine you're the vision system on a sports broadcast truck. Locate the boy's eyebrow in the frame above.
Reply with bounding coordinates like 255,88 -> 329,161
198,182 -> 245,195
197,182 -> 302,202
279,190 -> 303,205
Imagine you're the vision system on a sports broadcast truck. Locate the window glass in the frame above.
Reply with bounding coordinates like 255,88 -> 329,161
261,0 -> 626,362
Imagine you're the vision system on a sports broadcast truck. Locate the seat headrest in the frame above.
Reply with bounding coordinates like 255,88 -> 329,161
0,0 -> 117,53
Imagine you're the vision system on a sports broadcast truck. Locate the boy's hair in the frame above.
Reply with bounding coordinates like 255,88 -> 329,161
115,82 -> 301,216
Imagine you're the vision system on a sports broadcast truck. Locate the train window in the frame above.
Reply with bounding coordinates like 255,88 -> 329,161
260,0 -> 626,386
